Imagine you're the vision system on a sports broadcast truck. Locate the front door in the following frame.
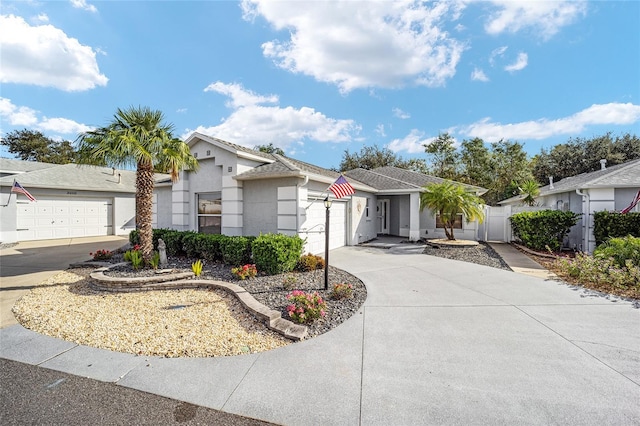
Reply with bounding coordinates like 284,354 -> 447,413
377,199 -> 390,234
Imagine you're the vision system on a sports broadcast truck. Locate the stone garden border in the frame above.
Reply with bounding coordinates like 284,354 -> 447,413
72,262 -> 308,341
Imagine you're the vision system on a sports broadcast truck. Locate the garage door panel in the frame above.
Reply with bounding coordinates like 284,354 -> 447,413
17,197 -> 112,241
301,200 -> 347,254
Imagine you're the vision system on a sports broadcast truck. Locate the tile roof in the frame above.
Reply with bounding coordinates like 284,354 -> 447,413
499,158 -> 640,204
345,166 -> 487,194
0,159 -> 169,193
0,158 -> 57,173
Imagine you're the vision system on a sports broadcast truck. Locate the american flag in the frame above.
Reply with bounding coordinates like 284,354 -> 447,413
11,181 -> 37,202
621,190 -> 640,214
328,175 -> 355,199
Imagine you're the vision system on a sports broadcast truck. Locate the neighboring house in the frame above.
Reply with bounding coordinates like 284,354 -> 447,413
0,158 -> 168,243
498,158 -> 640,253
157,133 -> 487,254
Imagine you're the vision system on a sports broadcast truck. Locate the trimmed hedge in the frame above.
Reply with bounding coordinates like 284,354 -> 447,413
252,233 -> 304,275
594,211 -> 640,246
510,210 -> 581,252
220,236 -> 253,266
128,230 -> 301,275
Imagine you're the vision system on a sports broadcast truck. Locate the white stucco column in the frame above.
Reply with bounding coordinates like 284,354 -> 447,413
277,186 -> 297,236
409,192 -> 420,241
221,175 -> 243,236
171,171 -> 190,230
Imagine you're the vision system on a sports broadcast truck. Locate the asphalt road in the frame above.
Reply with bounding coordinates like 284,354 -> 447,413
0,358 -> 276,425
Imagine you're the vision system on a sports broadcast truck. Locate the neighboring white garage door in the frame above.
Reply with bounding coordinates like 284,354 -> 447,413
17,197 -> 112,241
301,199 -> 347,254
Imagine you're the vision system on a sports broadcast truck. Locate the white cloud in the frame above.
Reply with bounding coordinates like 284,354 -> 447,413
39,117 -> 92,134
489,46 -> 508,66
185,82 -> 360,149
0,97 -> 38,127
34,13 -> 49,23
242,0 -> 466,93
504,52 -> 528,72
458,103 -> 640,142
176,108 -> 187,114
392,107 -> 411,119
387,129 -> 434,154
204,82 -> 278,108
70,0 -> 97,13
471,67 -> 489,82
485,0 -> 587,40
0,14 -> 108,91
375,124 -> 386,137
0,97 -> 92,135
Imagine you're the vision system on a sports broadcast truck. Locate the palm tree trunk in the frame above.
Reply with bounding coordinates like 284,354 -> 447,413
136,160 -> 155,261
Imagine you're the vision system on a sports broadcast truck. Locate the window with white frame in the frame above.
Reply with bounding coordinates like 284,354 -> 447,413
436,213 -> 463,229
197,192 -> 221,234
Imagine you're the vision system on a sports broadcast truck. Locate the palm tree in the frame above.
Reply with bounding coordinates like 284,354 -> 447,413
518,180 -> 540,206
419,181 -> 485,240
76,106 -> 198,260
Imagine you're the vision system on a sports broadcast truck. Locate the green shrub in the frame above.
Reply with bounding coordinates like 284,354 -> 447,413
510,210 -> 581,251
594,211 -> 640,246
221,236 -> 252,266
555,253 -> 640,289
129,229 -> 140,246
252,233 -> 304,275
296,253 -> 325,272
151,228 -> 172,250
181,232 -> 200,258
201,234 -> 227,261
593,235 -> 640,268
161,230 -> 187,256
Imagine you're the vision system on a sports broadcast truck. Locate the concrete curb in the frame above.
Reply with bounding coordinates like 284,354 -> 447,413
86,264 -> 308,341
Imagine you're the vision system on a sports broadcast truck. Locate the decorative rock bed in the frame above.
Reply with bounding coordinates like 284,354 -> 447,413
88,263 -> 308,341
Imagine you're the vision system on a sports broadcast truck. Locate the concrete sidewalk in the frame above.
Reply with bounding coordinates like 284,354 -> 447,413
1,245 -> 638,425
0,236 -> 128,328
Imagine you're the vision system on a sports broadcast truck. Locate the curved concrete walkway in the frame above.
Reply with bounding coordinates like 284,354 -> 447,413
1,245 -> 639,425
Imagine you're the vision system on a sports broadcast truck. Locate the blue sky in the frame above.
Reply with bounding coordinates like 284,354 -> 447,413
1,0 -> 639,170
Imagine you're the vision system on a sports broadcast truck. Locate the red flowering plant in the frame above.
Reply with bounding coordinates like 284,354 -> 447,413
89,249 -> 113,261
330,283 -> 353,300
231,264 -> 257,280
286,290 -> 327,324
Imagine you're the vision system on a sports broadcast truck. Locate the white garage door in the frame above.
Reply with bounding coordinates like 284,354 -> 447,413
301,199 -> 347,254
17,197 -> 112,241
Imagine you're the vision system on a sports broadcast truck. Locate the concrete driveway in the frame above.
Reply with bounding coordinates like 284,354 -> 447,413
1,244 -> 639,425
0,236 -> 128,328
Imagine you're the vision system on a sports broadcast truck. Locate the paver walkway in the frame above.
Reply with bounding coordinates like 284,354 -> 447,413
1,244 -> 638,425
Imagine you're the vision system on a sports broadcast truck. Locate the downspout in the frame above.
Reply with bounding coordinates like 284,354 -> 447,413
575,188 -> 589,252
296,175 -> 309,232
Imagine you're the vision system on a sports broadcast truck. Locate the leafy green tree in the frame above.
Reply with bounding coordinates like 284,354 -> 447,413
458,137 -> 492,187
339,144 -> 427,173
1,129 -> 77,164
532,133 -> 640,184
76,106 -> 199,260
486,140 -> 534,205
424,132 -> 459,180
419,181 -> 485,240
254,143 -> 285,156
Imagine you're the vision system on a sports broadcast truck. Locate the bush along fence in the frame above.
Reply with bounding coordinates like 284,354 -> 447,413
593,211 -> 640,246
130,229 -> 303,276
509,210 -> 581,252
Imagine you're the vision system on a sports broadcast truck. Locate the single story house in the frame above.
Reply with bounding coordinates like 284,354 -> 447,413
0,158 -> 168,243
155,132 -> 487,254
498,158 -> 640,253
